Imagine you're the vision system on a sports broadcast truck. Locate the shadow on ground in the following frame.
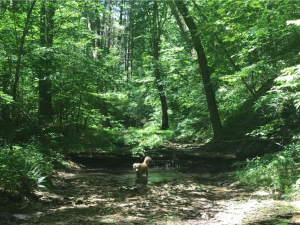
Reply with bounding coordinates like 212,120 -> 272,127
1,155 -> 300,225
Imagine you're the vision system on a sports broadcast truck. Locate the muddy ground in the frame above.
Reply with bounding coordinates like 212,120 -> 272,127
1,150 -> 300,225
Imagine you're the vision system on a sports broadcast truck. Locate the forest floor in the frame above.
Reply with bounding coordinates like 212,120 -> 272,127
1,147 -> 300,225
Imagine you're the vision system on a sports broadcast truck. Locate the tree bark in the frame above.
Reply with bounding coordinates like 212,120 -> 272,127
95,8 -> 101,58
10,0 -> 36,149
129,1 -> 134,79
39,0 -> 55,121
191,1 -> 255,96
94,6 -> 111,128
167,1 -> 197,59
12,0 -> 36,107
153,1 -> 169,130
118,1 -> 123,44
174,1 -> 222,138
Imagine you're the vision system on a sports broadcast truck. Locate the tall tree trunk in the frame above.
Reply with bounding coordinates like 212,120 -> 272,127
167,1 -> 197,59
94,6 -> 111,128
118,1 -> 123,44
12,0 -> 36,112
102,0 -> 107,50
1,56 -> 13,121
98,95 -> 111,128
10,0 -> 36,150
129,1 -> 133,79
123,7 -> 129,81
153,1 -> 169,130
107,3 -> 112,51
95,8 -> 101,59
39,0 -> 55,121
192,1 -> 255,96
118,1 -> 124,75
125,37 -> 129,80
174,1 -> 222,138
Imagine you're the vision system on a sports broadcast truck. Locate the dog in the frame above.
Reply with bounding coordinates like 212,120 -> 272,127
133,156 -> 151,178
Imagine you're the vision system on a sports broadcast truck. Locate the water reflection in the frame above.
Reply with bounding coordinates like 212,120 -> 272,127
135,177 -> 148,186
80,165 -> 186,186
78,158 -> 234,186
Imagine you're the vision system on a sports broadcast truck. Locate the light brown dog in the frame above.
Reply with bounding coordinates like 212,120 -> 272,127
133,156 -> 151,178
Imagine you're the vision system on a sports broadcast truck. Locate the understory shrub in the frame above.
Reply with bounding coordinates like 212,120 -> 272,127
235,144 -> 300,194
0,145 -> 53,192
124,121 -> 172,155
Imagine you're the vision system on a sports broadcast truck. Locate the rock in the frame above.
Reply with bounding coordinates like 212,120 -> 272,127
0,214 -> 33,223
292,215 -> 300,223
0,214 -> 11,224
75,199 -> 84,205
33,218 -> 41,223
275,214 -> 293,219
36,212 -> 43,217
11,214 -> 33,222
201,212 -> 210,219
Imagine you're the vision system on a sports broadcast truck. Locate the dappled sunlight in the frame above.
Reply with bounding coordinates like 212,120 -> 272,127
3,159 -> 300,224
1,0 -> 300,224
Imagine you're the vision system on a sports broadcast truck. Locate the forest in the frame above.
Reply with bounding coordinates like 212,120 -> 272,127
1,0 -> 300,224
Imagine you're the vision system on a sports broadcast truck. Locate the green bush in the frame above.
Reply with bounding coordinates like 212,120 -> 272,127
235,144 -> 300,192
124,121 -> 172,155
0,145 -> 53,192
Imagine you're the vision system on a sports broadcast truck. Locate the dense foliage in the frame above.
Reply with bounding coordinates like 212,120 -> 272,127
1,0 -> 300,195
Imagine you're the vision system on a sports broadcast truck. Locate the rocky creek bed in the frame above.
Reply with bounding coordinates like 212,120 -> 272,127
1,152 -> 300,225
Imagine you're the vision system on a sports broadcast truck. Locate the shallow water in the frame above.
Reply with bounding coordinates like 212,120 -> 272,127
0,156 -> 243,225
77,158 -> 234,186
78,167 -> 185,186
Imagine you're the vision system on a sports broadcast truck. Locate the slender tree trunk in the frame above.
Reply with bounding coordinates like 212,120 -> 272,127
94,6 -> 111,128
95,8 -> 101,59
174,1 -> 222,138
123,8 -> 129,81
12,0 -> 36,110
191,1 -> 255,96
107,4 -> 112,50
118,1 -> 123,45
124,34 -> 128,80
98,95 -> 111,128
129,2 -> 133,79
102,0 -> 107,50
118,1 -> 124,75
1,56 -> 13,121
39,0 -> 55,121
10,0 -> 36,150
153,1 -> 169,130
167,1 -> 196,59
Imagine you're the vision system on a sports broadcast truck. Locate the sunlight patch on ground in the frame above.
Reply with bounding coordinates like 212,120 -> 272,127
210,199 -> 300,225
252,190 -> 271,196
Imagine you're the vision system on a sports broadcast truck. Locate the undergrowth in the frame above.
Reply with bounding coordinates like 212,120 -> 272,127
124,121 -> 172,155
0,144 -> 60,193
235,144 -> 300,199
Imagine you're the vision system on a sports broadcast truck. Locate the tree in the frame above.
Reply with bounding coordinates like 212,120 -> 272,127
153,1 -> 169,130
174,1 -> 222,138
38,0 -> 56,121
9,0 -> 37,149
12,0 -> 36,116
167,1 -> 196,59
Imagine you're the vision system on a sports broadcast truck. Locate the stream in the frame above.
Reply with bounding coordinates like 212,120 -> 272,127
1,154 -> 300,225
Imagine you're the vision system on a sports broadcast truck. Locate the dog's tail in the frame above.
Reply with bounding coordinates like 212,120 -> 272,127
144,156 -> 152,165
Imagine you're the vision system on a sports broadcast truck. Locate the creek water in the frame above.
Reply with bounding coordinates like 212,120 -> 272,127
0,155 -> 237,225
76,156 -> 235,186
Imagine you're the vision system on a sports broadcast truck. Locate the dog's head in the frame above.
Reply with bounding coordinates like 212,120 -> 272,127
133,163 -> 141,173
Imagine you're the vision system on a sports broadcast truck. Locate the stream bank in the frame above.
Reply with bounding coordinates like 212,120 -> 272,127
1,151 -> 300,225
